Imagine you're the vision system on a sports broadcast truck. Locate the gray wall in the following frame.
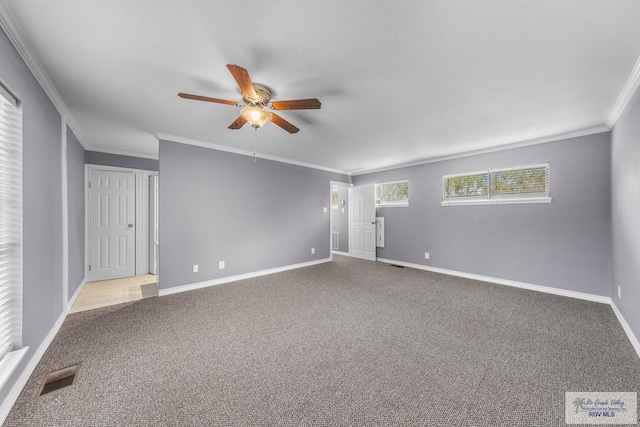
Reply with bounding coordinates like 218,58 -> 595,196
354,132 -> 611,296
0,27 -> 63,403
158,140 -> 350,290
611,85 -> 640,342
67,126 -> 85,298
331,185 -> 349,252
85,150 -> 158,171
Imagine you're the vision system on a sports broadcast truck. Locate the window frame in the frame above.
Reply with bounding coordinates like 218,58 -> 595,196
375,180 -> 409,207
441,163 -> 551,206
0,82 -> 27,392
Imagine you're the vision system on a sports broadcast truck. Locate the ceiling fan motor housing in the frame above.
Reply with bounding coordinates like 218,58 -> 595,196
244,83 -> 272,107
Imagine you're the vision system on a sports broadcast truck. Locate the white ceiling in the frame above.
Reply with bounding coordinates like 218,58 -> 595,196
1,0 -> 640,174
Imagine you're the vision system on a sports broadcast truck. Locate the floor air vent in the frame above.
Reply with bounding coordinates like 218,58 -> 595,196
39,364 -> 80,396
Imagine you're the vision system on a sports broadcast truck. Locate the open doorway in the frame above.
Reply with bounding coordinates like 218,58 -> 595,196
76,165 -> 159,312
330,182 -> 351,258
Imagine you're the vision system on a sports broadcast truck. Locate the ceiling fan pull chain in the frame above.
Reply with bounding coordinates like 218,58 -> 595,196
253,126 -> 258,162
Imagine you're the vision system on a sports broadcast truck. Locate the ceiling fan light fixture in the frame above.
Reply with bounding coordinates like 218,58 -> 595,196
240,106 -> 271,128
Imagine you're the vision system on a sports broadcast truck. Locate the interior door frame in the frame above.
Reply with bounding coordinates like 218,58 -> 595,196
329,181 -> 352,261
85,164 -> 158,281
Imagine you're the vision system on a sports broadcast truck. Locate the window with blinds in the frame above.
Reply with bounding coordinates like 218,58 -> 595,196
442,164 -> 550,205
0,83 -> 22,364
376,180 -> 409,207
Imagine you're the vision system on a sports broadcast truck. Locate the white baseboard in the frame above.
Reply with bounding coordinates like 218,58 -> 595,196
0,310 -> 66,424
376,258 -> 611,304
332,251 -> 350,257
159,258 -> 332,297
66,278 -> 87,312
610,301 -> 640,360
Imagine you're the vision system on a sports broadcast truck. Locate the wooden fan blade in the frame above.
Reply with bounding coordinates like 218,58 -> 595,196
178,93 -> 238,106
271,113 -> 300,134
270,98 -> 321,110
228,116 -> 247,129
226,64 -> 257,100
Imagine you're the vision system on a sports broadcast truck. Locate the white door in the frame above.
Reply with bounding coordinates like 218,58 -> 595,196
349,184 -> 376,261
90,170 -> 136,281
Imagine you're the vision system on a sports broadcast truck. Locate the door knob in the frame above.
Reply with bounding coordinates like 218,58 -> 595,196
128,224 -> 134,228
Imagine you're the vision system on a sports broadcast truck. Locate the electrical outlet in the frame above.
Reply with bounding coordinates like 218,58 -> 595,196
311,248 -> 315,254
618,286 -> 621,299
424,252 -> 430,260
193,265 -> 199,273
323,207 -> 328,213
219,261 -> 225,270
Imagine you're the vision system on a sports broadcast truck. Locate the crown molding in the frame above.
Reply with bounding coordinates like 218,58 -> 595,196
156,133 -> 351,176
608,55 -> 640,128
0,2 -> 89,149
350,125 -> 611,176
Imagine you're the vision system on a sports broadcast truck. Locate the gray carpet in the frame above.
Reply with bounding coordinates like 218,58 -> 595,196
4,255 -> 640,426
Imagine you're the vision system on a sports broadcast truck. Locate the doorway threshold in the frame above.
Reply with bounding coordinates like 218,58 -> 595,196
69,274 -> 158,314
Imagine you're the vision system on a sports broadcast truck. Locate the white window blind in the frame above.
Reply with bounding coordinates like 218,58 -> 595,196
376,180 -> 409,207
489,165 -> 549,200
442,164 -> 550,205
442,171 -> 490,201
0,84 -> 22,363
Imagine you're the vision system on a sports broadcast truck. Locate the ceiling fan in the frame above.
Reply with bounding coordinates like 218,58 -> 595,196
178,64 -> 321,134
